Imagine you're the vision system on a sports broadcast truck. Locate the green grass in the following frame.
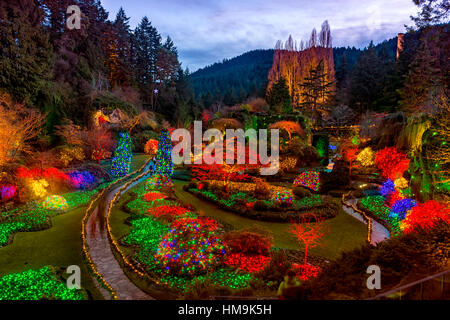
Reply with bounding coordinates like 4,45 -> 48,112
174,181 -> 367,260
100,153 -> 150,174
0,206 -> 103,299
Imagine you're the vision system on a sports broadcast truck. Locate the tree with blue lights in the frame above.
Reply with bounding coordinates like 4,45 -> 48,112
111,132 -> 133,177
154,129 -> 173,176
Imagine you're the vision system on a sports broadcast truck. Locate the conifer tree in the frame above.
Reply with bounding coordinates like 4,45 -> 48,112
153,129 -> 173,176
266,77 -> 292,112
111,132 -> 133,177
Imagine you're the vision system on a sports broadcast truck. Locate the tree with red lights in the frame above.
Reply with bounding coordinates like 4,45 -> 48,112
343,147 -> 359,177
401,200 -> 450,233
289,214 -> 328,266
375,147 -> 409,180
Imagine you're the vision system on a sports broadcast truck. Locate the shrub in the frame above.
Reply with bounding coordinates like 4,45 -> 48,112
253,178 -> 270,200
57,145 -> 85,167
223,227 -> 273,256
132,130 -> 159,153
183,279 -> 219,300
285,138 -> 320,164
143,139 -> 158,156
254,200 -> 269,211
257,250 -> 292,285
292,187 -> 312,199
319,168 -> 350,193
247,98 -> 269,113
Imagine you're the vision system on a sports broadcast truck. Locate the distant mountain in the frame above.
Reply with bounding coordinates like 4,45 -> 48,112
190,37 -> 398,107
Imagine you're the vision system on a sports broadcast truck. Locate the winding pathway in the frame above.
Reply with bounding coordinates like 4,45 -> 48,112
85,176 -> 154,300
342,198 -> 390,245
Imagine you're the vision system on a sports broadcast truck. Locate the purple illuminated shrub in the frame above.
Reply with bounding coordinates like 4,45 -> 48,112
0,185 -> 17,202
69,171 -> 97,190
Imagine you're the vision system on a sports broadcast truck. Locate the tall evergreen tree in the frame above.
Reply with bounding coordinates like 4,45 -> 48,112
300,59 -> 335,126
105,7 -> 133,88
349,42 -> 385,113
132,16 -> 162,109
0,0 -> 53,103
154,129 -> 173,176
266,77 -> 292,112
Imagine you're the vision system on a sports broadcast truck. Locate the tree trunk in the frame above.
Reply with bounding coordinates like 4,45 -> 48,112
304,245 -> 309,266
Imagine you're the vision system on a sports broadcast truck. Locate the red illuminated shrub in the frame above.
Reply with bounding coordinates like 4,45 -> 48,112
224,253 -> 271,273
171,217 -> 219,232
224,229 -> 273,256
291,263 -> 321,281
17,167 -> 69,181
143,192 -> 167,202
375,147 -> 409,180
147,205 -> 189,218
401,201 -> 450,233
343,147 -> 359,177
191,164 -> 251,182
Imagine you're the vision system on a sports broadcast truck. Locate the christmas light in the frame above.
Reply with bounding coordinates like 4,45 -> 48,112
291,263 -> 321,281
375,147 -> 409,180
111,132 -> 133,177
0,184 -> 17,202
293,170 -> 320,192
356,147 -> 375,167
143,192 -> 167,203
69,171 -> 97,190
154,217 -> 225,275
42,195 -> 69,211
389,198 -> 416,220
153,129 -> 173,176
400,200 -> 450,233
380,179 -> 395,197
224,253 -> 270,273
145,174 -> 174,191
0,267 -> 85,300
30,179 -> 49,198
147,205 -> 190,218
272,189 -> 293,206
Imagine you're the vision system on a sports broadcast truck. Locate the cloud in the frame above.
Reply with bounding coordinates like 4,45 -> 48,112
101,0 -> 419,71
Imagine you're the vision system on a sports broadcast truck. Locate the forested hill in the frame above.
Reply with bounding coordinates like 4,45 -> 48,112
190,49 -> 275,107
190,37 -> 398,107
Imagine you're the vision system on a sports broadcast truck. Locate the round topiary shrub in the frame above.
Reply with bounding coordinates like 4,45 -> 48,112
292,186 -> 312,199
254,200 -> 269,211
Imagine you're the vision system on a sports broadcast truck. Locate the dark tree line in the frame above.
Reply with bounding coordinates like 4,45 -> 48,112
0,0 -> 195,137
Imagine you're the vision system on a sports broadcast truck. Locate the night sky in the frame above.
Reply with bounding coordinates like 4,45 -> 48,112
101,0 -> 419,71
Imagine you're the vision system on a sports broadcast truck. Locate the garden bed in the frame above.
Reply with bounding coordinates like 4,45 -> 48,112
109,178 -> 327,298
183,181 -> 339,222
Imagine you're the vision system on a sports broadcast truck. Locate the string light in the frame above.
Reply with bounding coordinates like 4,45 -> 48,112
153,129 -> 173,176
293,170 -> 320,192
0,267 -> 84,300
111,132 -> 133,177
42,195 -> 69,211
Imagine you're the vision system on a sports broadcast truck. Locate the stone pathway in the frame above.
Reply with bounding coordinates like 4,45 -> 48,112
86,181 -> 154,300
343,198 -> 390,246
